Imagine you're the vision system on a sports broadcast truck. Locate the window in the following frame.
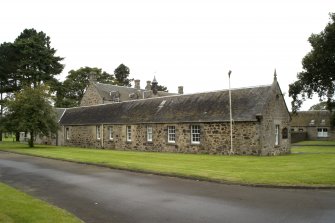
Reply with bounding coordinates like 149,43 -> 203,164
275,125 -> 279,146
96,125 -> 101,140
299,128 -> 304,132
126,126 -> 132,142
112,97 -> 120,103
168,126 -> 176,143
65,127 -> 70,140
108,126 -> 113,140
317,128 -> 328,137
291,128 -> 295,132
191,125 -> 200,144
147,127 -> 153,142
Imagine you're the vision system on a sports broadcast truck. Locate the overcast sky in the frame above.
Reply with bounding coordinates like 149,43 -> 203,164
1,0 -> 334,110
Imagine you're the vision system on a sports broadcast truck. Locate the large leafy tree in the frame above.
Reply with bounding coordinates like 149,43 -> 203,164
0,28 -> 63,141
0,42 -> 20,141
114,64 -> 133,87
289,13 -> 335,111
3,85 -> 58,147
0,42 -> 19,92
14,28 -> 64,88
55,67 -> 114,107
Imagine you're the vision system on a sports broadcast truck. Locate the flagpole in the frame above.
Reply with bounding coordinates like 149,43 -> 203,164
228,70 -> 233,155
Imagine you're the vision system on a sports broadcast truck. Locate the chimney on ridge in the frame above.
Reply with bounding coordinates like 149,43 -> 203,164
145,81 -> 151,91
89,72 -> 97,83
178,86 -> 184,94
134,79 -> 140,90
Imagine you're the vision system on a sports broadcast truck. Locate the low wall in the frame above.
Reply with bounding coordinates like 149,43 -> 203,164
291,132 -> 307,143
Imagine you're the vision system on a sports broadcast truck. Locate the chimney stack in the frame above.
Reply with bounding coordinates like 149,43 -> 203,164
145,81 -> 151,90
134,79 -> 140,90
178,86 -> 184,94
89,72 -> 97,83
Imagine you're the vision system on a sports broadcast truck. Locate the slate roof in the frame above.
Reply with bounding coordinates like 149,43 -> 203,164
55,108 -> 66,122
60,85 -> 273,125
93,82 -> 177,102
290,110 -> 331,127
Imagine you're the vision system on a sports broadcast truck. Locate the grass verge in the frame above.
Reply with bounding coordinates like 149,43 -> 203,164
292,140 -> 335,146
0,182 -> 82,223
0,142 -> 335,187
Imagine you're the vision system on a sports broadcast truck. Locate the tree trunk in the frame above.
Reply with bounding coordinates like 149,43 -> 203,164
16,132 -> 20,142
28,131 -> 34,147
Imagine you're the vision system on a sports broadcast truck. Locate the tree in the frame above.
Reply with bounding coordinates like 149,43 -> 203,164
0,28 -> 63,141
55,67 -> 114,107
14,28 -> 64,88
114,64 -> 133,87
3,85 -> 58,147
157,84 -> 168,92
0,42 -> 20,141
289,13 -> 335,112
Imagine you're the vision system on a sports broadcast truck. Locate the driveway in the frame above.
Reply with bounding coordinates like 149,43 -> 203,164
0,151 -> 334,223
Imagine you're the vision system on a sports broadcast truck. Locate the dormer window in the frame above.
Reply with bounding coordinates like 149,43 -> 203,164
309,120 -> 315,126
321,119 -> 326,125
113,97 -> 120,103
110,91 -> 120,103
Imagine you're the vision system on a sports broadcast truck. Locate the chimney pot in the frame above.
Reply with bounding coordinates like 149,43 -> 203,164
89,72 -> 97,83
178,86 -> 184,94
134,79 -> 140,90
145,81 -> 151,90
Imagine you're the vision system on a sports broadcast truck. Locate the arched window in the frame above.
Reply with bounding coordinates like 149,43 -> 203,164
282,128 -> 288,139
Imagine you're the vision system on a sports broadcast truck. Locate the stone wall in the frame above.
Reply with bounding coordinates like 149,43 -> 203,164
64,122 -> 264,155
259,83 -> 291,155
291,132 -> 307,143
80,84 -> 103,106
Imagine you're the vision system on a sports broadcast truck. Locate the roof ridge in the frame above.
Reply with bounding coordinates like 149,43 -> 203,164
67,83 -> 272,110
294,110 -> 330,113
94,82 -> 146,91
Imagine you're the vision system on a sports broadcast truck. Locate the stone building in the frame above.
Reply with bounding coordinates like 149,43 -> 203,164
291,110 -> 333,142
80,75 -> 181,106
59,74 -> 291,155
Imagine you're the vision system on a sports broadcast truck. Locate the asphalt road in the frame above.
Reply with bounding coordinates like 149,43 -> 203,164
0,151 -> 334,223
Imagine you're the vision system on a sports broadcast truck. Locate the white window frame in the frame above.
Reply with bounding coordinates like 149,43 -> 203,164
191,125 -> 200,144
317,128 -> 328,137
275,125 -> 279,146
126,126 -> 132,142
147,126 -> 153,142
65,127 -> 70,140
168,126 -> 176,143
96,125 -> 101,140
108,126 -> 113,140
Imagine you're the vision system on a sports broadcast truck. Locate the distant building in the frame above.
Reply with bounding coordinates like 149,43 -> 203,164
80,74 -> 181,106
290,110 -> 333,142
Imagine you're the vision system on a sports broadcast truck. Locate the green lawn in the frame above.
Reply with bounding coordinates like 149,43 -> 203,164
0,142 -> 334,187
0,182 -> 82,223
